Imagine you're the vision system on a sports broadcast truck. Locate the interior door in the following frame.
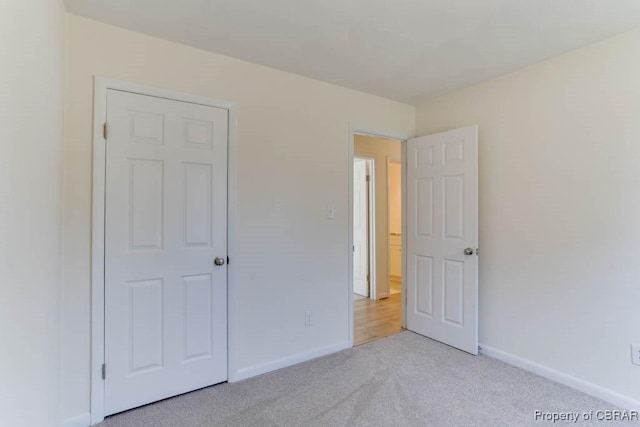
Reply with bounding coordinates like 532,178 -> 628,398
406,126 -> 478,354
353,158 -> 369,297
104,90 -> 228,415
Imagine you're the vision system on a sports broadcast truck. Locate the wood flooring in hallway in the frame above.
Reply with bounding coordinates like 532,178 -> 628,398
353,292 -> 403,346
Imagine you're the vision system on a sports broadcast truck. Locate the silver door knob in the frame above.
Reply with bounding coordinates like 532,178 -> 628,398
214,257 -> 226,266
463,248 -> 474,256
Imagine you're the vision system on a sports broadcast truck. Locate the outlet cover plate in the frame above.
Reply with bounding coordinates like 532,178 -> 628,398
305,311 -> 312,327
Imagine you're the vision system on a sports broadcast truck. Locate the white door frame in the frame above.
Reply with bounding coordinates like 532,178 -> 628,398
347,125 -> 410,346
353,156 -> 375,299
90,77 -> 238,424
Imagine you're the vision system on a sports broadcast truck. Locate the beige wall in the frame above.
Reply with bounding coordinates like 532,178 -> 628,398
388,162 -> 402,235
62,14 -> 414,422
415,28 -> 640,404
355,135 -> 402,298
0,1 -> 65,426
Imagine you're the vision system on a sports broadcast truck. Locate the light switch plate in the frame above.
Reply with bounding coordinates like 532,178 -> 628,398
327,205 -> 336,219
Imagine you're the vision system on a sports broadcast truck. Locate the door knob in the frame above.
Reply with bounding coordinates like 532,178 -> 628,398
214,257 -> 226,266
463,248 -> 474,256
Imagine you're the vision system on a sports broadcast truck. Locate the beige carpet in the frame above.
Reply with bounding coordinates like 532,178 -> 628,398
100,332 -> 631,426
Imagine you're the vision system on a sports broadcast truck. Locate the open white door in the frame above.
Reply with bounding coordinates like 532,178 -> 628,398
353,158 -> 370,297
104,90 -> 228,415
406,126 -> 478,354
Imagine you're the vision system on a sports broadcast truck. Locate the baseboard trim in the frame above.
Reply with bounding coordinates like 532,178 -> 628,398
61,412 -> 91,427
230,341 -> 351,382
479,344 -> 640,411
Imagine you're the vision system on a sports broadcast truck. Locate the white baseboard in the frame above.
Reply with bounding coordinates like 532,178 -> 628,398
479,344 -> 640,411
230,341 -> 351,382
61,412 -> 91,427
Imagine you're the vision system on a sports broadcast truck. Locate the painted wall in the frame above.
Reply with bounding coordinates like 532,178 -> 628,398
354,136 -> 402,298
415,28 -> 640,405
388,162 -> 402,235
61,14 -> 414,422
0,1 -> 65,426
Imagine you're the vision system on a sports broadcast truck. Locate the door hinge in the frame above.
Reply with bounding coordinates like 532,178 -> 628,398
366,175 -> 370,182
103,122 -> 108,140
101,363 -> 106,380
367,274 -> 370,283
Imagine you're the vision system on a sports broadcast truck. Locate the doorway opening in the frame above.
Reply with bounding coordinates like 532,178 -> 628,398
348,125 -> 479,355
352,134 -> 404,346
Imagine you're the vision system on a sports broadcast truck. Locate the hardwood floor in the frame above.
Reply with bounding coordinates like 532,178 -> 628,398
353,292 -> 403,346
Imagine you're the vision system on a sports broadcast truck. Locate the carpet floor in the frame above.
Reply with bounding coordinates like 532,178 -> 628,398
100,331 -> 632,426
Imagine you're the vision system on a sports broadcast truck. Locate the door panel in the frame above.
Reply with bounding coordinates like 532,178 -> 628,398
104,90 -> 228,415
416,178 -> 434,237
128,159 -> 164,249
353,159 -> 369,297
182,273 -> 213,361
415,255 -> 433,317
128,278 -> 163,374
406,126 -> 478,355
184,163 -> 213,246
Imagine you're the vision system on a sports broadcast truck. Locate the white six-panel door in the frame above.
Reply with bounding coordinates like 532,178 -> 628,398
353,158 -> 369,297
104,90 -> 228,415
406,126 -> 478,355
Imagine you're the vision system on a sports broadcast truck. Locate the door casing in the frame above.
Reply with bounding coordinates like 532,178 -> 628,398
90,77 -> 238,424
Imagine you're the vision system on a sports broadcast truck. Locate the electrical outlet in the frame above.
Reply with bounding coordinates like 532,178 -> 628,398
305,311 -> 312,327
631,344 -> 640,366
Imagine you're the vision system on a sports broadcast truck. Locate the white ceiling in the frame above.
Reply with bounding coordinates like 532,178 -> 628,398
64,0 -> 640,104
